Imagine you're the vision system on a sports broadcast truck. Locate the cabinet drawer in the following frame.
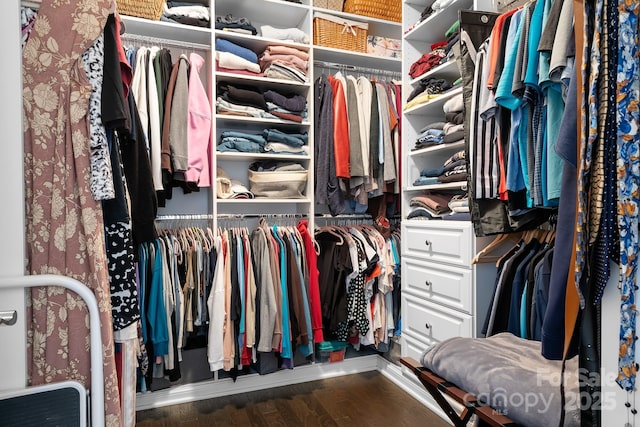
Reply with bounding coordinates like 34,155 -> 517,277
402,295 -> 472,345
402,222 -> 472,266
403,258 -> 473,314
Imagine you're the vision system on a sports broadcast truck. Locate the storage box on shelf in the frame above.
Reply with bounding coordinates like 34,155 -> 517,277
313,12 -> 369,52
116,0 -> 164,20
343,0 -> 402,22
314,0 -> 345,11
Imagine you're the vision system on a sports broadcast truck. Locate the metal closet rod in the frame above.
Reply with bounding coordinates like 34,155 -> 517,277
313,60 -> 401,77
155,213 -> 309,221
120,34 -> 211,51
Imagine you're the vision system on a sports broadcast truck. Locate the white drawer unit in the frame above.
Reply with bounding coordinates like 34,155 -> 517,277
401,220 -> 496,361
404,257 -> 473,314
402,221 -> 473,267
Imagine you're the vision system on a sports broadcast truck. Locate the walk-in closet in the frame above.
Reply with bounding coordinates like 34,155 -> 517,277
2,0 -> 639,426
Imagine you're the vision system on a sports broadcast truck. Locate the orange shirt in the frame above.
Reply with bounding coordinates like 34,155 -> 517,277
328,75 -> 351,179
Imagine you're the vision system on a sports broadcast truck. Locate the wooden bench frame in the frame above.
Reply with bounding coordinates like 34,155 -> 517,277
400,357 -> 520,427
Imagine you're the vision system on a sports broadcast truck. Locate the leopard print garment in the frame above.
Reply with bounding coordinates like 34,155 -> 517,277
82,34 -> 115,201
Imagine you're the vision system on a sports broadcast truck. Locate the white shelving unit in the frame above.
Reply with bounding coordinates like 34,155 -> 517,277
399,0 -> 497,418
118,0 -> 407,411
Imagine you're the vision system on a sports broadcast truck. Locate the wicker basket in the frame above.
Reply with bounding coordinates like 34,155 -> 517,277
314,0 -> 345,11
116,0 -> 165,20
313,12 -> 368,53
343,0 -> 402,22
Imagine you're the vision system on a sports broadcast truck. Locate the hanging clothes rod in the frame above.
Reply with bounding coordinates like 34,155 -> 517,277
156,213 -> 308,221
156,214 -> 213,221
120,34 -> 211,51
218,214 -> 307,219
315,213 -> 373,219
313,60 -> 401,78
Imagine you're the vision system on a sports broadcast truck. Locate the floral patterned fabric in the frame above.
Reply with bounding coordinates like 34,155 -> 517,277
616,0 -> 640,391
22,0 -> 122,425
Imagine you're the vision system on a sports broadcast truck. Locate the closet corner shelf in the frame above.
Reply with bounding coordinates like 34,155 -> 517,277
216,152 -> 311,161
214,30 -> 311,52
215,115 -> 311,127
216,0 -> 309,27
405,181 -> 467,191
408,60 -> 460,86
120,15 -> 212,46
403,86 -> 463,115
403,0 -> 474,44
313,46 -> 402,73
408,140 -> 465,157
216,197 -> 312,204
215,71 -> 311,90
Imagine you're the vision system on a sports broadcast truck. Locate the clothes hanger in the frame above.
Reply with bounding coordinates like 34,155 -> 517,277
316,225 -> 345,245
471,232 -> 519,264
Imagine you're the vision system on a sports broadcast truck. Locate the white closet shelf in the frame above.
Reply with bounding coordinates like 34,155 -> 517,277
409,60 -> 460,86
120,16 -> 212,46
408,140 -> 465,157
217,152 -> 311,161
216,0 -> 310,29
214,30 -> 311,52
403,86 -> 463,115
405,181 -> 467,191
216,115 -> 311,127
216,198 -> 313,204
216,71 -> 311,90
313,46 -> 402,72
403,0 -> 473,44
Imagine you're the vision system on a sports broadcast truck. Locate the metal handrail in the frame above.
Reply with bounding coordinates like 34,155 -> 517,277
0,274 -> 105,427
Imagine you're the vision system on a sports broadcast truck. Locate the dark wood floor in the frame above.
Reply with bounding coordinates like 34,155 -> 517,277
136,371 -> 450,426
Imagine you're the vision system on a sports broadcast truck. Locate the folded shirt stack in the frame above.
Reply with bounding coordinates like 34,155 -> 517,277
263,128 -> 309,155
214,14 -> 257,35
217,131 -> 266,153
259,45 -> 310,83
448,194 -> 469,213
215,38 -> 262,75
216,83 -> 307,123
412,149 -> 467,186
264,89 -> 308,122
409,192 -> 454,218
260,25 -> 309,44
217,128 -> 309,155
404,77 -> 453,110
162,2 -> 210,27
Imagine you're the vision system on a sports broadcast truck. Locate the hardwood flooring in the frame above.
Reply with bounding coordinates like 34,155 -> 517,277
136,371 -> 450,427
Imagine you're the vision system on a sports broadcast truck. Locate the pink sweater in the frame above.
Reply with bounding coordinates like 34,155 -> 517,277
185,53 -> 212,187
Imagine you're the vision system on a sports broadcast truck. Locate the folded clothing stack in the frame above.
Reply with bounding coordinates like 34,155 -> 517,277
259,45 -> 310,83
217,128 -> 309,155
407,192 -> 454,218
214,14 -> 257,35
216,83 -> 308,123
215,38 -> 262,76
412,149 -> 466,186
163,2 -> 210,27
261,25 -> 309,44
404,77 -> 453,110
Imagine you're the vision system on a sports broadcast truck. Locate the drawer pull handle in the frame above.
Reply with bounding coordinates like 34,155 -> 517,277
425,240 -> 431,246
425,323 -> 431,330
425,280 -> 432,288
